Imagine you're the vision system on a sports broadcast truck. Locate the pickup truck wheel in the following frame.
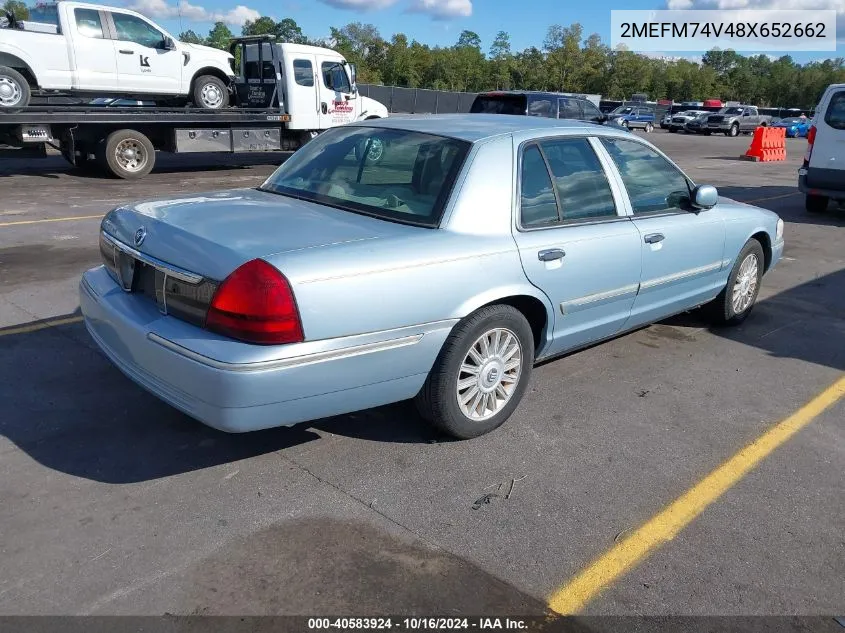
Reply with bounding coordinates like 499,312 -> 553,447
414,304 -> 534,439
0,66 -> 30,109
99,130 -> 155,179
192,75 -> 229,110
728,123 -> 739,137
805,194 -> 829,214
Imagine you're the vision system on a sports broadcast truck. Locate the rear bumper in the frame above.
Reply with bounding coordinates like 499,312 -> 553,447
798,169 -> 845,200
80,266 -> 455,432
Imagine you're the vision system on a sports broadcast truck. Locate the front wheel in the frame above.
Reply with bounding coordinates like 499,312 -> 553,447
0,66 -> 30,109
192,75 -> 229,110
728,123 -> 739,137
708,239 -> 764,326
415,305 -> 534,439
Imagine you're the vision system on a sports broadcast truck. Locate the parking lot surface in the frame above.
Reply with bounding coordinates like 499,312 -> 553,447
1,132 -> 843,618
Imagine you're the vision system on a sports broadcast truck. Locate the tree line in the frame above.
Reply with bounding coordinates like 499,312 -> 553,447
3,0 -> 843,108
178,18 -> 845,109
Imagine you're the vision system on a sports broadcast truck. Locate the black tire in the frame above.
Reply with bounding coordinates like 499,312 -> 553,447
805,194 -> 829,214
702,130 -> 711,136
728,123 -> 739,137
98,129 -> 155,179
192,75 -> 229,110
708,239 -> 765,326
414,304 -> 535,439
0,65 -> 31,109
669,127 -> 677,133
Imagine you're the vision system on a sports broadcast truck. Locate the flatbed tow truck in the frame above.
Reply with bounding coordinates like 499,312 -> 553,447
0,35 -> 388,178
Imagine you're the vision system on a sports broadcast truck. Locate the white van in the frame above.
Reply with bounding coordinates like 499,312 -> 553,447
799,83 -> 845,213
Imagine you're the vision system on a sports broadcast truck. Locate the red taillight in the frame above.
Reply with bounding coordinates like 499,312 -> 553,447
205,259 -> 304,345
804,125 -> 817,165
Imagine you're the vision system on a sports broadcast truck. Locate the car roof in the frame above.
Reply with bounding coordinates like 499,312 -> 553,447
348,114 -> 612,143
475,91 -> 591,101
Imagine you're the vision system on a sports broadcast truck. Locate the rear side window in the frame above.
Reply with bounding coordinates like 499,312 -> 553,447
527,98 -> 554,118
558,98 -> 582,120
75,9 -> 103,38
470,95 -> 527,115
824,90 -> 845,130
293,59 -> 314,86
519,145 -> 559,226
540,138 -> 617,221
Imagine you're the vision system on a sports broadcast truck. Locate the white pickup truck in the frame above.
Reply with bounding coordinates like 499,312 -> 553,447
0,1 -> 236,109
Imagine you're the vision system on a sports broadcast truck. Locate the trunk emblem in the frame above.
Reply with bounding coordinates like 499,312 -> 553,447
134,227 -> 147,247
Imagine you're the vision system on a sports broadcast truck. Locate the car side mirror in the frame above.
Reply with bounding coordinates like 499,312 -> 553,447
692,184 -> 718,210
163,37 -> 176,50
596,114 -> 608,123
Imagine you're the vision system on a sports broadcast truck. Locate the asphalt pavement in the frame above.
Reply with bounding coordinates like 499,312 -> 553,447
0,131 -> 843,620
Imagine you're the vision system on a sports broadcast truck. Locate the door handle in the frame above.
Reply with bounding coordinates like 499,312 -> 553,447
321,102 -> 328,114
644,233 -> 665,244
119,49 -> 134,54
538,248 -> 565,262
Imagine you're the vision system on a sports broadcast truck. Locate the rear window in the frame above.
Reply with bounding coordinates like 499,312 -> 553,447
824,90 -> 845,130
470,94 -> 527,115
259,126 -> 471,228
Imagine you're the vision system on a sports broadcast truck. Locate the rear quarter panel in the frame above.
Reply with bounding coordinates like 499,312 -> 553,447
0,30 -> 71,88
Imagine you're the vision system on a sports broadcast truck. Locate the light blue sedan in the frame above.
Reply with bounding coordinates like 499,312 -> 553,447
80,115 -> 785,439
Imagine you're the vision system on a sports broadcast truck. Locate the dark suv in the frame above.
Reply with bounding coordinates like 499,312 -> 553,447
469,91 -> 619,127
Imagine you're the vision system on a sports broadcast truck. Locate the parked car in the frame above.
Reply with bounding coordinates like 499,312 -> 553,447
701,106 -> 772,137
607,105 -> 656,131
668,110 -> 709,133
772,116 -> 811,138
660,112 -> 672,129
799,83 -> 845,213
681,112 -> 713,135
0,1 -> 236,109
469,91 -> 624,129
80,114 -> 784,439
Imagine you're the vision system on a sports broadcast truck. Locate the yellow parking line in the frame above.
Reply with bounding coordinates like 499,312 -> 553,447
744,192 -> 800,204
547,374 -> 845,615
0,316 -> 84,337
0,214 -> 103,228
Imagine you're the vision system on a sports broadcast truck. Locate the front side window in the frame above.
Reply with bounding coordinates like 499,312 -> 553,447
540,138 -> 617,221
824,90 -> 845,130
600,138 -> 691,215
321,62 -> 351,93
519,145 -> 559,226
259,127 -> 470,227
74,8 -> 103,39
582,101 -> 603,120
111,12 -> 164,48
293,59 -> 314,86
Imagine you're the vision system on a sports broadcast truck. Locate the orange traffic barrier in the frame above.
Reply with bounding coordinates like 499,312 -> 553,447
742,126 -> 786,162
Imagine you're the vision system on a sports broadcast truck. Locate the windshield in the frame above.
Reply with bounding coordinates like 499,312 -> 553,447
610,106 -> 634,115
259,126 -> 471,227
470,95 -> 527,115
720,107 -> 744,115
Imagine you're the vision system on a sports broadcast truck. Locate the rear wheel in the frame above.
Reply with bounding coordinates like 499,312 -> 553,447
415,304 -> 534,439
0,66 -> 30,109
805,194 -> 829,214
192,75 -> 229,110
708,239 -> 764,326
644,122 -> 653,133
98,129 -> 155,179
